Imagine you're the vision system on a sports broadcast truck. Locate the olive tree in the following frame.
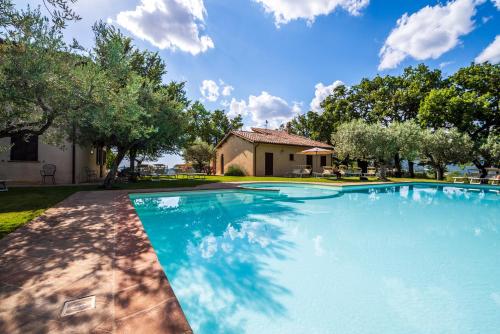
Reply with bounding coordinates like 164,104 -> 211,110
0,1 -> 89,140
389,121 -> 422,177
420,128 -> 474,180
182,140 -> 214,173
480,133 -> 500,167
332,120 -> 397,180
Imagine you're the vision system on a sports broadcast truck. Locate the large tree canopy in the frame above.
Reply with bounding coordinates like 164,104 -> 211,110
287,64 -> 443,142
0,1 -> 89,140
185,101 -> 243,146
419,63 -> 500,176
75,23 -> 187,187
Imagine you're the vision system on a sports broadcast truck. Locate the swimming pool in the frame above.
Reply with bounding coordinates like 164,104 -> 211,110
130,183 -> 500,333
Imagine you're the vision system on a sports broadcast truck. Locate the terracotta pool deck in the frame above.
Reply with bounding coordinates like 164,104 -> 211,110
0,185 -> 227,333
0,180 -> 406,333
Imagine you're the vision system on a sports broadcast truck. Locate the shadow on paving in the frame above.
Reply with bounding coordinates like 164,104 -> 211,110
0,189 -> 193,333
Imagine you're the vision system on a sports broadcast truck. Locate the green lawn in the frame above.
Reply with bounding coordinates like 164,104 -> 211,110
0,175 -> 440,238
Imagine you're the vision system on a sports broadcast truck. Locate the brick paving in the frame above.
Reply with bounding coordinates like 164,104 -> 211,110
0,189 -> 200,333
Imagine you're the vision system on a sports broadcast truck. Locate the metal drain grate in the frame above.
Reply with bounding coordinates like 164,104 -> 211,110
61,296 -> 96,317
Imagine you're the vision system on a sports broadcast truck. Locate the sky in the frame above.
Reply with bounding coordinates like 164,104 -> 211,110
16,0 -> 500,166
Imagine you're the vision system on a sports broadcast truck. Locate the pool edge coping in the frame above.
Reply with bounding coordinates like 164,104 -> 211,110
126,180 -> 500,197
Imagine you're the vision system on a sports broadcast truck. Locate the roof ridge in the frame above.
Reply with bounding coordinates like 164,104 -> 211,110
218,127 -> 333,149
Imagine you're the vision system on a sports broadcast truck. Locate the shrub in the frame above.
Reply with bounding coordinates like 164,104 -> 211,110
225,165 -> 246,176
445,171 -> 463,182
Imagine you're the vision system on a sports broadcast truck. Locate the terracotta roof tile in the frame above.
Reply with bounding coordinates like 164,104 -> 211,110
219,128 -> 333,149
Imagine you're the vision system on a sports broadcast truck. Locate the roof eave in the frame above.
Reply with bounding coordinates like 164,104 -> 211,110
215,131 -> 255,149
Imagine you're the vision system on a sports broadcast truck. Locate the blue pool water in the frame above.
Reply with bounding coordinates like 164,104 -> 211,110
130,183 -> 500,334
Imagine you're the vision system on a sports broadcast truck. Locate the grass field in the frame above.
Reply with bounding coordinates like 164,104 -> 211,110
0,175 -> 441,238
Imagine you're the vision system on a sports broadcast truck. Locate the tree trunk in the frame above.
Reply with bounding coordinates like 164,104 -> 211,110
472,159 -> 487,179
357,160 -> 368,174
103,148 -> 127,189
357,160 -> 368,181
394,153 -> 402,177
378,164 -> 388,181
436,166 -> 445,180
408,161 -> 415,178
129,148 -> 137,172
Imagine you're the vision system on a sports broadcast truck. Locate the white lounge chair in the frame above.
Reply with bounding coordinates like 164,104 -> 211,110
489,175 -> 500,185
288,168 -> 303,177
345,167 -> 362,177
469,175 -> 499,185
313,167 -> 332,178
363,167 -> 376,177
453,176 -> 468,184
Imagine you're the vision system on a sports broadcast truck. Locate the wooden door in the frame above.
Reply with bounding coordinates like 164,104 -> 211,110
265,152 -> 273,176
306,155 -> 313,168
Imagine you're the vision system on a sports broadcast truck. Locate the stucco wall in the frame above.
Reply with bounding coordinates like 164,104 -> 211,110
255,144 -> 332,176
215,135 -> 254,175
0,136 -> 102,184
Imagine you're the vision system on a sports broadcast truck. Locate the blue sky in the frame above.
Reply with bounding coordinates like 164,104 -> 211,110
17,0 -> 500,165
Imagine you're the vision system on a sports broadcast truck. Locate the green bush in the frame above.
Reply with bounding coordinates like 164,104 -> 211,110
224,165 -> 246,176
445,171 -> 463,182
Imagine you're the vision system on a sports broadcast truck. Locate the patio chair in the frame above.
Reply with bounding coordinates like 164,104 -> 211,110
288,168 -> 304,177
338,165 -> 349,176
84,167 -> 98,183
313,166 -> 341,179
363,167 -> 376,177
351,167 -> 362,177
40,164 -> 56,184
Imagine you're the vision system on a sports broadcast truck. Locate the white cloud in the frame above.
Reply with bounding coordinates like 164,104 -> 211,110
254,0 -> 370,26
200,79 -> 234,102
116,0 -> 214,55
221,85 -> 234,96
475,35 -> 500,63
310,80 -> 344,113
439,61 -> 454,68
228,92 -> 301,128
492,0 -> 500,9
218,79 -> 234,96
379,0 -> 478,70
200,80 -> 219,102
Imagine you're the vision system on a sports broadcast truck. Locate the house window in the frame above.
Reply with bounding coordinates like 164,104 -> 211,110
289,154 -> 294,161
10,134 -> 38,161
320,156 -> 327,166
